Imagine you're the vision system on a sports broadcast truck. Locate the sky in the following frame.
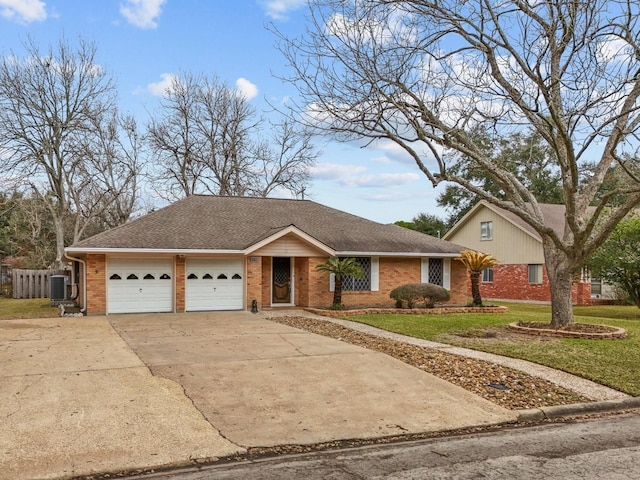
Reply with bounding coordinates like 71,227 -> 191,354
0,0 -> 449,224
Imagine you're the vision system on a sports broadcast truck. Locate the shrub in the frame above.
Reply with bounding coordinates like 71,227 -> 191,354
390,283 -> 450,309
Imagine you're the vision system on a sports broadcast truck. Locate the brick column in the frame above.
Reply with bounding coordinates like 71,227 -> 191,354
246,256 -> 263,310
175,256 -> 185,312
85,254 -> 106,315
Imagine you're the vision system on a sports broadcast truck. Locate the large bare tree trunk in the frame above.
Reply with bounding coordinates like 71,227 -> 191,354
543,238 -> 574,328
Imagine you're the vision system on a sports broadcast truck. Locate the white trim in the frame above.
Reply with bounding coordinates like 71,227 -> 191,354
245,225 -> 335,256
65,247 -> 245,255
421,258 -> 429,283
370,257 -> 379,291
338,251 -> 462,258
443,258 -> 451,290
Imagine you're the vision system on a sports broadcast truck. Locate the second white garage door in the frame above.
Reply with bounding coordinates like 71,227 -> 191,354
185,258 -> 244,311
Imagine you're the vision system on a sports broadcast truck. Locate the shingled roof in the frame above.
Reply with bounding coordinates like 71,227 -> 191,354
68,195 -> 465,255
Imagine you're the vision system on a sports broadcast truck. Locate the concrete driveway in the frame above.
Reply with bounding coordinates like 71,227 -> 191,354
1,311 -> 516,480
110,312 -> 516,446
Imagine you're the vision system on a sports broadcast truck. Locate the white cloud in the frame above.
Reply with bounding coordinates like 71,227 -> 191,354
235,77 -> 258,100
259,0 -> 306,20
120,0 -> 165,29
0,0 -> 46,23
351,172 -> 420,188
147,72 -> 175,96
311,162 -> 419,188
311,162 -> 367,181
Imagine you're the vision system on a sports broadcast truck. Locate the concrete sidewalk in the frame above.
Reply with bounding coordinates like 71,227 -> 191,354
1,312 -> 517,479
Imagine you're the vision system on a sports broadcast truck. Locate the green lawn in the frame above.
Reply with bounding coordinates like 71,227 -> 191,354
0,297 -> 60,320
343,303 -> 640,396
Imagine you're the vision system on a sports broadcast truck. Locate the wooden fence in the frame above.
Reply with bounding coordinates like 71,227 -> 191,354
12,269 -> 52,299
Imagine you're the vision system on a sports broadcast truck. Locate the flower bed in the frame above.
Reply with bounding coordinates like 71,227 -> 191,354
305,305 -> 508,317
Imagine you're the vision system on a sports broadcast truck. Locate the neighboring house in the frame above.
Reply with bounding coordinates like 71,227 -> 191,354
443,200 -> 603,306
65,195 -> 469,315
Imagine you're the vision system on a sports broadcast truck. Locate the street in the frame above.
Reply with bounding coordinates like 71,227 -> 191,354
131,412 -> 640,480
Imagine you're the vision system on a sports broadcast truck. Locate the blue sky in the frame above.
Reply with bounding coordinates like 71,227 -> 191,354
0,0 -> 448,224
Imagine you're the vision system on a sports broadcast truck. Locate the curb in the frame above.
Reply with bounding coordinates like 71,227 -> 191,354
518,396 -> 640,422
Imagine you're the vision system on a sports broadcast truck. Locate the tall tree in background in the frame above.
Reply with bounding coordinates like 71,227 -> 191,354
147,72 -> 316,201
0,37 -> 140,269
395,213 -> 447,237
587,218 -> 640,308
276,0 -> 640,327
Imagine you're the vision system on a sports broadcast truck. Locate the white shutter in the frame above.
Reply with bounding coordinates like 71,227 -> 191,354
421,258 -> 429,283
370,257 -> 379,291
443,258 -> 451,290
329,273 -> 335,292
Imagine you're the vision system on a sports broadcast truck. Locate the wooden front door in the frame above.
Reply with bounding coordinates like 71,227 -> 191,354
272,257 -> 291,304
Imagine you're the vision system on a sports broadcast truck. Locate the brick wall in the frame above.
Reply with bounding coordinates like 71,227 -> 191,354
85,254 -> 106,315
306,257 -> 468,308
175,256 -> 185,312
260,257 -> 272,307
478,264 -> 592,305
246,256 -> 263,310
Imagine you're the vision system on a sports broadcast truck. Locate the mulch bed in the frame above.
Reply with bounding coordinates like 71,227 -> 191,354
269,316 -> 587,410
510,322 -> 627,339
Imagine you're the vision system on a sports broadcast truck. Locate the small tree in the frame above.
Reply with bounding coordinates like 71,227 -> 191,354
456,250 -> 499,307
587,219 -> 640,308
315,257 -> 363,309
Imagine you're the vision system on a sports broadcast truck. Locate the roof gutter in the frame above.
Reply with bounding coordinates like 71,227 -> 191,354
336,252 -> 463,258
64,247 -> 246,255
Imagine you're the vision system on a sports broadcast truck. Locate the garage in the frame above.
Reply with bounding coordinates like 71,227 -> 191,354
107,258 -> 174,314
186,258 -> 244,311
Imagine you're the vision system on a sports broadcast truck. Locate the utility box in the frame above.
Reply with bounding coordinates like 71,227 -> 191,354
50,274 -> 68,303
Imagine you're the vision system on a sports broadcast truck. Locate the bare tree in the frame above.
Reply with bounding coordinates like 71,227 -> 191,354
275,0 -> 640,327
0,37 -> 139,268
147,72 -> 317,201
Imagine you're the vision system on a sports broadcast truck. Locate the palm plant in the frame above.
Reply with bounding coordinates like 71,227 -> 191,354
315,257 -> 364,308
456,250 -> 499,306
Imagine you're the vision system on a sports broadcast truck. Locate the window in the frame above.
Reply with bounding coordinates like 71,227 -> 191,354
342,257 -> 371,291
126,274 -> 138,280
482,267 -> 494,283
428,258 -> 443,286
160,273 -> 171,280
143,273 -> 155,280
187,273 -> 198,279
528,264 -> 543,284
232,273 -> 242,279
203,273 -> 213,279
109,274 -> 121,280
217,274 -> 228,279
480,221 -> 493,240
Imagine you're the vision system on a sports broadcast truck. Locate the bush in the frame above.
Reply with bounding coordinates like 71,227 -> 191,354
390,283 -> 450,309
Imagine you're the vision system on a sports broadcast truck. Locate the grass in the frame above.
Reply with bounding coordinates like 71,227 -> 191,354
0,297 -> 60,320
343,302 -> 640,396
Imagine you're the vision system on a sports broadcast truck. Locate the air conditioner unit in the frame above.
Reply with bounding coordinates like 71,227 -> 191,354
50,275 -> 68,303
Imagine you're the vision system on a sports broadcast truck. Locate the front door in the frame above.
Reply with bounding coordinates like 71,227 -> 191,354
272,257 -> 292,304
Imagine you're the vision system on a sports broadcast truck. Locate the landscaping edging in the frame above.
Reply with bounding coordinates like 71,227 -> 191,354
305,306 -> 508,317
508,322 -> 627,340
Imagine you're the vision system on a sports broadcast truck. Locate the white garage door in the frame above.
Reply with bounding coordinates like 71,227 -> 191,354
186,258 -> 244,311
107,258 -> 173,314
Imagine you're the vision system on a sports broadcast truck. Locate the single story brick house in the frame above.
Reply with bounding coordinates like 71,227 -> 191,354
65,195 -> 469,315
442,200 -> 599,305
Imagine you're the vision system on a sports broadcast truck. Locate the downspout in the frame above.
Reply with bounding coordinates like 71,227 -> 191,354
64,253 -> 87,313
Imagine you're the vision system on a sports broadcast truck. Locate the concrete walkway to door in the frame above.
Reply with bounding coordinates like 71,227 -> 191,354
109,311 -> 517,448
